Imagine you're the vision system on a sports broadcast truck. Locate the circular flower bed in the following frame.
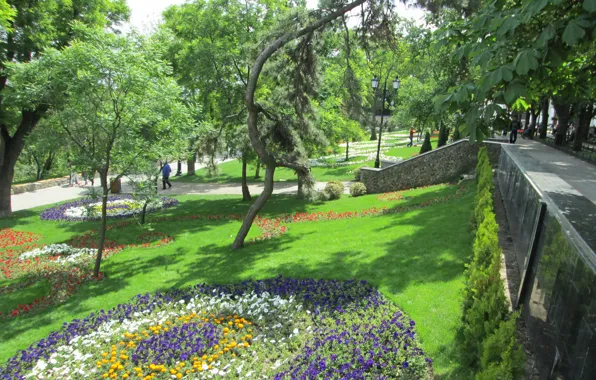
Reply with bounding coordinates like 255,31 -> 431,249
0,277 -> 433,379
40,195 -> 179,222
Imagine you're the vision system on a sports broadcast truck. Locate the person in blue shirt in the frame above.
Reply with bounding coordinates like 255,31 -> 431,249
162,162 -> 172,190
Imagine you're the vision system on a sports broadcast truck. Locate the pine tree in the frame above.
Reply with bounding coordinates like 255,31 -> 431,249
420,131 -> 433,154
438,123 -> 448,147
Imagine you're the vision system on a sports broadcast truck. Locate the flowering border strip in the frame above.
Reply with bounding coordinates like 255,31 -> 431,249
0,229 -> 42,249
40,195 -> 179,222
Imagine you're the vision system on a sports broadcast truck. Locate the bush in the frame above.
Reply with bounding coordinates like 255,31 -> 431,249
324,181 -> 344,200
350,183 -> 367,197
477,311 -> 526,380
420,131 -> 432,154
438,124 -> 449,147
453,127 -> 461,141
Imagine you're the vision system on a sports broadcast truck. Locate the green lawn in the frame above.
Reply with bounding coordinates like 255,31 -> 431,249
385,139 -> 439,158
173,157 -> 374,184
0,183 -> 474,378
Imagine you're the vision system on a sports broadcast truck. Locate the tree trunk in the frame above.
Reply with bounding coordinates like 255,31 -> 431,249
43,151 -> 54,174
539,98 -> 549,139
187,159 -> 195,176
33,154 -> 43,181
254,161 -> 261,179
370,124 -> 377,141
94,171 -> 109,278
232,165 -> 275,249
345,140 -> 349,161
529,108 -> 538,138
553,102 -> 572,146
573,104 -> 592,151
0,109 -> 46,217
176,160 -> 182,176
241,154 -> 251,201
141,201 -> 149,225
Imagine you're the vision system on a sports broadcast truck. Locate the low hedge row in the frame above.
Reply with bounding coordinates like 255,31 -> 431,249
459,147 -> 526,379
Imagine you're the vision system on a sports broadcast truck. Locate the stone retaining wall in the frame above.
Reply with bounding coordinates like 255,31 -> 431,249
12,176 -> 69,195
360,140 -> 502,194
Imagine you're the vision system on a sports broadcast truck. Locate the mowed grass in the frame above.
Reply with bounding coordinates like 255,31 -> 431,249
0,183 -> 474,378
173,157 -> 374,184
385,137 -> 439,158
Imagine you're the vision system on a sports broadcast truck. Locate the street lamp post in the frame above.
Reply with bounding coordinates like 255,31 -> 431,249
372,75 -> 400,169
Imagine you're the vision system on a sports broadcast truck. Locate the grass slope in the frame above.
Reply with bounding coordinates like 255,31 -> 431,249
0,183 -> 473,378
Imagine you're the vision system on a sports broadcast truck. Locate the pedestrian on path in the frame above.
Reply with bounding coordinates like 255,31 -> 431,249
509,120 -> 519,144
408,127 -> 414,147
162,162 -> 172,190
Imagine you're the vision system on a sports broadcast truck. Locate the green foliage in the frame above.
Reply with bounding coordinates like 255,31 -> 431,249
458,144 -> 525,376
354,167 -> 363,182
350,182 -> 367,197
420,131 -> 433,154
476,312 -> 526,380
437,124 -> 449,147
324,180 -> 344,200
453,128 -> 461,141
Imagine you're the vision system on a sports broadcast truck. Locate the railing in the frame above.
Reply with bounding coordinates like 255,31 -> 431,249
537,136 -> 596,166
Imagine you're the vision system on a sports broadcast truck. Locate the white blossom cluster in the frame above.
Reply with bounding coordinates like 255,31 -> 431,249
25,291 -> 311,379
19,244 -> 96,263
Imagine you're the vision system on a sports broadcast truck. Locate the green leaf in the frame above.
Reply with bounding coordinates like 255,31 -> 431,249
454,87 -> 469,103
562,19 -> 586,46
502,65 -> 514,82
504,82 -> 527,104
497,17 -> 520,36
484,103 -> 504,120
536,25 -> 556,47
584,0 -> 596,13
514,50 -> 539,75
472,50 -> 494,67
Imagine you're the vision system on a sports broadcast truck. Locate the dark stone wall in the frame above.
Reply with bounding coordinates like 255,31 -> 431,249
360,140 -> 502,194
498,149 -> 596,380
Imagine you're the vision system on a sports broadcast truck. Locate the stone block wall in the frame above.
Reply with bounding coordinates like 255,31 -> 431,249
12,176 -> 69,195
360,140 -> 502,194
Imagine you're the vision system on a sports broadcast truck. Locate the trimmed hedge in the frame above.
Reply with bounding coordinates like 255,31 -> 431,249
459,147 -> 526,378
324,180 -> 344,200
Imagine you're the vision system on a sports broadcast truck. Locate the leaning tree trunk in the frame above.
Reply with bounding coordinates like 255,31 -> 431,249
232,0 -> 367,248
574,104 -> 592,151
539,97 -> 549,139
0,163 -> 13,217
140,201 -> 149,225
553,102 -> 572,146
241,154 -> 251,201
94,170 -> 110,278
232,165 -> 275,249
43,151 -> 54,174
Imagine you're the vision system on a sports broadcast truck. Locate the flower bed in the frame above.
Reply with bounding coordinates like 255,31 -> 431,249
40,195 -> 179,222
0,229 -> 41,249
0,277 -> 433,379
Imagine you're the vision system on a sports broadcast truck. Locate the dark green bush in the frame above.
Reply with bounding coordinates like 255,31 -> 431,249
324,181 -> 344,200
420,131 -> 432,154
453,127 -> 461,141
349,182 -> 367,197
477,311 -> 526,380
438,124 -> 449,147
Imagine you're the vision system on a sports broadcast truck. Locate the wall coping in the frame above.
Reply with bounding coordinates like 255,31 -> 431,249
361,139 -> 505,173
500,145 -> 596,271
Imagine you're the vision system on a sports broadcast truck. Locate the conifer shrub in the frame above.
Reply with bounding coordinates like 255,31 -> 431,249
453,127 -> 461,141
476,312 -> 526,380
420,131 -> 433,154
437,124 -> 448,147
349,182 -> 367,197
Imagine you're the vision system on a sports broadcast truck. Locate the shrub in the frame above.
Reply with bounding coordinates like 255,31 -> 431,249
460,256 -> 509,368
477,311 -> 526,380
438,124 -> 449,147
350,183 -> 367,197
420,131 -> 433,154
453,127 -> 461,141
324,181 -> 344,200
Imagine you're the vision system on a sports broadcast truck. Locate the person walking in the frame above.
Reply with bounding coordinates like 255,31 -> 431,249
162,162 -> 172,190
407,127 -> 415,147
509,119 -> 519,144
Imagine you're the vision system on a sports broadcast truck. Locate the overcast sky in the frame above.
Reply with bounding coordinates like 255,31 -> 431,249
123,0 -> 426,33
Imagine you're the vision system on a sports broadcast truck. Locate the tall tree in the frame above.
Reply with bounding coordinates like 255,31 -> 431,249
34,29 -> 190,277
0,0 -> 129,217
231,0 -> 398,248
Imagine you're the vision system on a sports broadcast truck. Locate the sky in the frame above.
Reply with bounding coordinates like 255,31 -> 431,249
123,0 -> 427,33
